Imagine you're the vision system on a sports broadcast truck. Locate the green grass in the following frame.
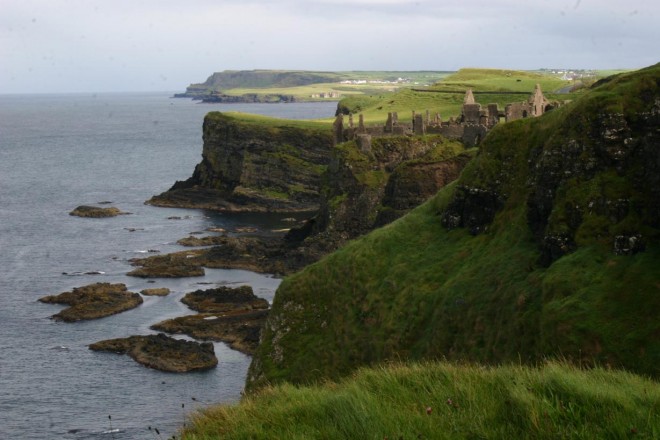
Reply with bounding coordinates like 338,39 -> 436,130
182,361 -> 660,439
209,111 -> 332,130
337,68 -> 571,124
247,63 -> 660,389
430,68 -> 568,93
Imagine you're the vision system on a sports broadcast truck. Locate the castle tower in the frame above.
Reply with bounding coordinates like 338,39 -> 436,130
463,89 -> 476,105
461,89 -> 481,124
529,83 -> 547,117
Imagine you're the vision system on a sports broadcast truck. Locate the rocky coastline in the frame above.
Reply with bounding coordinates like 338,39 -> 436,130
152,285 -> 270,355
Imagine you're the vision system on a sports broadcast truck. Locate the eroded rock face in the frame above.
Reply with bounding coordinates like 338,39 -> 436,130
39,283 -> 143,322
439,77 -> 660,266
147,112 -> 333,212
69,205 -> 128,218
89,333 -> 217,373
441,185 -> 505,235
290,136 -> 471,252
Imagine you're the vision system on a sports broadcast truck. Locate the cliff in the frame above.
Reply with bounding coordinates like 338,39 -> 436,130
175,70 -> 342,99
148,113 -> 333,212
247,64 -> 660,389
287,135 -> 472,255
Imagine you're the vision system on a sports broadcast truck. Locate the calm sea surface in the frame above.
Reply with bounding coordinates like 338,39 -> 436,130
0,93 -> 336,439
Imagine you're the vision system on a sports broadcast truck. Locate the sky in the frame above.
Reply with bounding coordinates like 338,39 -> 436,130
1,0 -> 658,93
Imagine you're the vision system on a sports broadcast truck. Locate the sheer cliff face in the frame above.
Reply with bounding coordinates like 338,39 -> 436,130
150,112 -> 334,212
310,136 -> 470,241
197,113 -> 333,209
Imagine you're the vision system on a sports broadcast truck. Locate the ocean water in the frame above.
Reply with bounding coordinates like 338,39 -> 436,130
0,93 -> 337,439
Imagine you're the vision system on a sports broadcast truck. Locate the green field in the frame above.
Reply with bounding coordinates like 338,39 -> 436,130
184,70 -> 453,101
182,361 -> 660,439
337,68 -> 572,123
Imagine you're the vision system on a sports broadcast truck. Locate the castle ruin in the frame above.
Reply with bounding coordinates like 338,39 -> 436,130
333,84 -> 555,148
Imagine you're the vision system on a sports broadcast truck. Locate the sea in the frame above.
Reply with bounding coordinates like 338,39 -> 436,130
0,93 -> 337,439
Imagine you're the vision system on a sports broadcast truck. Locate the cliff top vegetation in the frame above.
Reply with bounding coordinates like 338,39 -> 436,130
338,68 -> 572,123
182,361 -> 660,439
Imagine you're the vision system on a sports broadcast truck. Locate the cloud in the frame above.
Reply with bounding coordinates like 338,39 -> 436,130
1,0 -> 658,93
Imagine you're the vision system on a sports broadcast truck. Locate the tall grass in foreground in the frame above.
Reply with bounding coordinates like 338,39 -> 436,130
181,361 -> 659,439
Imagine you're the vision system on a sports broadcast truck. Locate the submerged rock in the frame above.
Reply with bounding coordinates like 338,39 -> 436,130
140,288 -> 171,296
69,205 -> 128,218
39,283 -> 142,322
89,333 -> 217,372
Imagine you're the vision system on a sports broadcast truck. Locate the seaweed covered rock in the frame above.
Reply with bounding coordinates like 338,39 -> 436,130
181,285 -> 269,313
39,283 -> 142,322
152,310 -> 268,355
69,205 -> 128,218
127,250 -> 206,278
89,333 -> 217,372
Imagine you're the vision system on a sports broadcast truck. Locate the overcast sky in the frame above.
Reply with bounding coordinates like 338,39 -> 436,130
1,0 -> 658,93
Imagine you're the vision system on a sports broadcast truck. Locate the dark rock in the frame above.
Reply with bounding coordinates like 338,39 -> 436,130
127,265 -> 205,278
69,205 -> 128,218
177,235 -> 227,247
152,310 -> 268,355
441,185 -> 504,234
89,333 -> 217,372
181,285 -> 269,313
146,112 -> 333,213
39,283 -> 143,322
614,234 -> 645,255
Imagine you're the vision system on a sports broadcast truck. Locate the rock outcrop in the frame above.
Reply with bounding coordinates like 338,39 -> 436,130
89,333 -> 217,372
181,285 -> 269,313
39,283 -> 143,322
151,286 -> 270,354
127,250 -> 206,278
69,205 -> 128,218
147,113 -> 333,213
140,135 -> 471,277
152,310 -> 268,355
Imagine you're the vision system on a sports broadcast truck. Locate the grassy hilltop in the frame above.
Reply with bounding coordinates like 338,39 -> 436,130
338,68 -> 570,123
247,63 -> 660,387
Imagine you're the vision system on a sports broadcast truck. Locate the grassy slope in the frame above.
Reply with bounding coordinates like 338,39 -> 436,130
209,111 -> 331,130
248,65 -> 660,389
183,361 -> 660,439
339,68 -> 570,123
